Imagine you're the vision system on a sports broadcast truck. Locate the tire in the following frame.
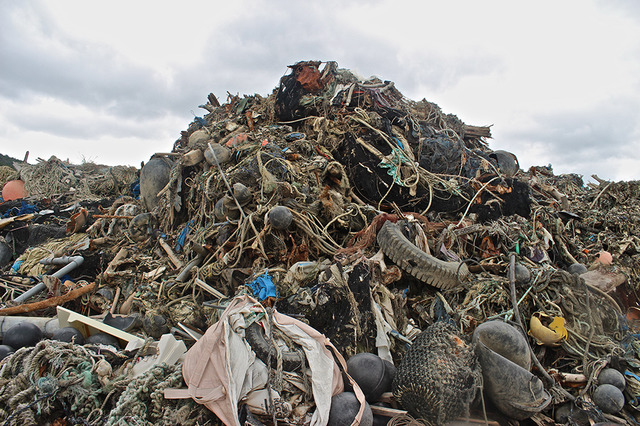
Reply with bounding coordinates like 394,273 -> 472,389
244,322 -> 304,371
376,220 -> 468,289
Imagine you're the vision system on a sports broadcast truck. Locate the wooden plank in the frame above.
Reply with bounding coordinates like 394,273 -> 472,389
159,238 -> 184,269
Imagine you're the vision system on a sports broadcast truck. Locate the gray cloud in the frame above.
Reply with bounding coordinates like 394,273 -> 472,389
178,0 -> 503,108
0,2 -> 192,122
501,97 -> 640,179
2,0 -> 639,181
602,0 -> 640,19
0,0 -> 502,142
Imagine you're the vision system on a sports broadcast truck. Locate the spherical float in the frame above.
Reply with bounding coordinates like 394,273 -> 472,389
347,352 -> 395,402
204,143 -> 231,165
491,150 -> 519,177
0,241 -> 12,267
143,314 -> 170,339
2,322 -> 43,349
51,327 -> 85,345
514,263 -> 531,285
85,332 -> 120,349
0,344 -> 15,361
232,182 -> 252,206
140,157 -> 173,211
596,251 -> 613,265
568,263 -> 588,275
598,368 -> 625,391
592,384 -> 624,414
328,392 -> 373,426
268,206 -> 293,230
2,179 -> 28,201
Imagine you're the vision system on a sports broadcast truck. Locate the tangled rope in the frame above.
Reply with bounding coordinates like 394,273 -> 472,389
387,413 -> 430,426
17,158 -> 137,200
13,233 -> 89,277
105,364 -> 195,426
19,157 -> 77,197
0,339 -> 211,425
0,166 -> 17,188
534,270 -> 624,365
0,340 -> 105,425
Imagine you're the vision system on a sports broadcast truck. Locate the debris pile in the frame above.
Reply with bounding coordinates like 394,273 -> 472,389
1,60 -> 640,425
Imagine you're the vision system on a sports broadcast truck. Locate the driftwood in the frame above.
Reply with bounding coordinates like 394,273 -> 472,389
462,124 -> 492,139
159,237 -> 184,269
0,282 -> 95,316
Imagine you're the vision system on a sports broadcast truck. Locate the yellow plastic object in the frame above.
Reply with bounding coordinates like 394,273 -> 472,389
529,312 -> 567,346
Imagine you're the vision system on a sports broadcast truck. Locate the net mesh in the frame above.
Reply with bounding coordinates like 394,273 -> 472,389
392,321 -> 481,425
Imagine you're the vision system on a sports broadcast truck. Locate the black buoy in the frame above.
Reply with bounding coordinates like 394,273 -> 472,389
491,150 -> 519,177
268,206 -> 293,230
104,312 -> 140,332
328,392 -> 373,426
143,314 -> 170,339
598,368 -> 626,391
85,332 -> 120,349
140,157 -> 173,211
51,327 -> 85,345
568,263 -> 588,275
0,241 -> 11,267
0,344 -> 15,361
347,353 -> 395,402
593,384 -> 625,414
2,322 -> 43,349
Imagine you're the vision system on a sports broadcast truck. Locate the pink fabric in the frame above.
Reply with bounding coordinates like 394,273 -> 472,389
165,294 -> 366,425
165,296 -> 246,426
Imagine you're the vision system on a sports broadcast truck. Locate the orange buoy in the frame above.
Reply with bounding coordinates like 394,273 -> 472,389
2,180 -> 27,201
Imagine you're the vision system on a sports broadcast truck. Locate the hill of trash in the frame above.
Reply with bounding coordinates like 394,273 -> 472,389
1,60 -> 639,425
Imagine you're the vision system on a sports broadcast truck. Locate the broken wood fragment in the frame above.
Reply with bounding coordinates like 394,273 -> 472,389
159,237 -> 184,269
462,124 -> 492,139
0,282 -> 95,316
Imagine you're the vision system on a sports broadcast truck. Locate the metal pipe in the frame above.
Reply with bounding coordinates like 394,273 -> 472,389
12,256 -> 84,303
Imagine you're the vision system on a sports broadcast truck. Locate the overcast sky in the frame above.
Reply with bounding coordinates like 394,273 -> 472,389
1,0 -> 639,182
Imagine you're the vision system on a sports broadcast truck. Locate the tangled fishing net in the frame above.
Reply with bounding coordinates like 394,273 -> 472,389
0,166 -> 17,189
17,157 -> 137,200
392,321 -> 480,424
0,340 -> 210,425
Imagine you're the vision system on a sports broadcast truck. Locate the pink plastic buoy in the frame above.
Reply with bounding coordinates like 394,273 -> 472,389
2,179 -> 27,201
596,251 -> 613,265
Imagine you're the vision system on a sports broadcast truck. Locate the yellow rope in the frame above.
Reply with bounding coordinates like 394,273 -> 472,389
15,233 -> 89,276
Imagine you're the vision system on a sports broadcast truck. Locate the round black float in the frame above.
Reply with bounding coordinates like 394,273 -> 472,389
328,392 -> 373,426
51,327 -> 85,345
2,322 -> 43,349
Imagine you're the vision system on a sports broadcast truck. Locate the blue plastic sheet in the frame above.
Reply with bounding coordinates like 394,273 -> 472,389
245,272 -> 278,301
175,220 -> 193,252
